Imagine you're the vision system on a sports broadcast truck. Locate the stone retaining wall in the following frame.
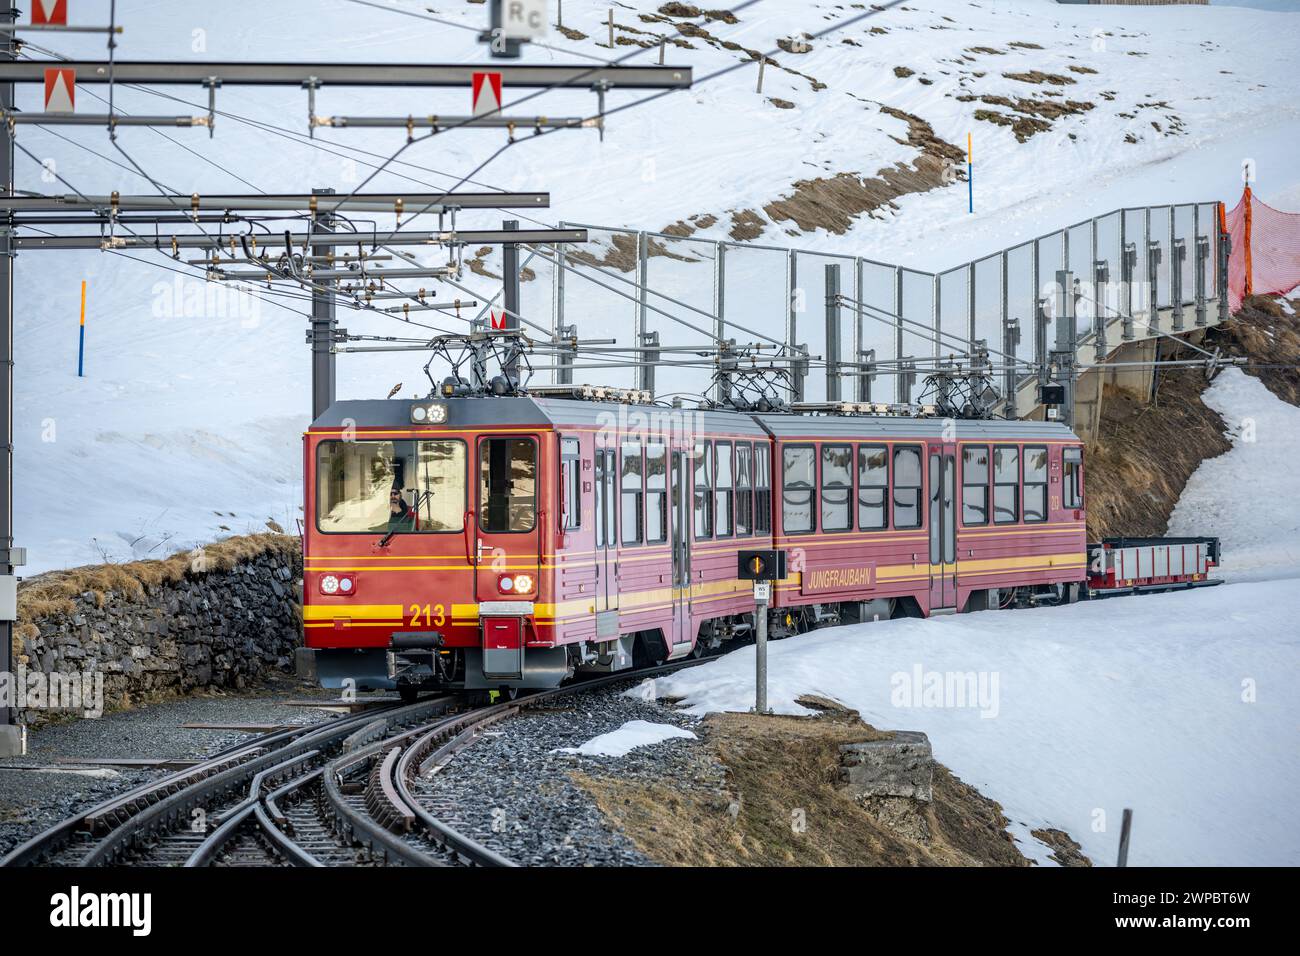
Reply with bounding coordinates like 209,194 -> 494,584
10,535 -> 303,722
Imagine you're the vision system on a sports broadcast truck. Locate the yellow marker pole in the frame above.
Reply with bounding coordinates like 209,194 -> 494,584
77,280 -> 87,376
967,133 -> 973,213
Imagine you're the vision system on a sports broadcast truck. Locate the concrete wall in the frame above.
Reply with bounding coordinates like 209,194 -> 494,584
10,536 -> 303,723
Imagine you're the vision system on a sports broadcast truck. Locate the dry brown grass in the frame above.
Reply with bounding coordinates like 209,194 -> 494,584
1084,296 -> 1300,540
1085,372 -> 1230,540
1003,70 -> 1076,86
760,106 -> 963,236
15,533 -> 299,635
577,704 -> 1029,867
567,232 -> 700,274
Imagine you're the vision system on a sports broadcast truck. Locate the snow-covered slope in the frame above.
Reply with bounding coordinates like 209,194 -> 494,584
14,0 -> 1300,571
655,579 -> 1299,866
1168,368 -> 1300,581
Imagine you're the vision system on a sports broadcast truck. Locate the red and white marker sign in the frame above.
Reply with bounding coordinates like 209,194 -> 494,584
43,68 -> 76,114
489,309 -> 506,330
471,72 -> 502,118
32,0 -> 68,26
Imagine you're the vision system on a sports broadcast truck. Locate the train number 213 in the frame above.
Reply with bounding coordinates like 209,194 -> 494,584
409,604 -> 446,627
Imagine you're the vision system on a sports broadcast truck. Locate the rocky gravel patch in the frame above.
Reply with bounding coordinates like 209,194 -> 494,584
415,679 -> 725,866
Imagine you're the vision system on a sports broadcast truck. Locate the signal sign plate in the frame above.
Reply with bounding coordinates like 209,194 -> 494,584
501,0 -> 548,40
32,0 -> 68,26
43,68 -> 75,113
472,72 -> 503,118
753,581 -> 772,602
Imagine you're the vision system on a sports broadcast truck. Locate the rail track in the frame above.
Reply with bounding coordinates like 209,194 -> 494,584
1,659 -> 705,869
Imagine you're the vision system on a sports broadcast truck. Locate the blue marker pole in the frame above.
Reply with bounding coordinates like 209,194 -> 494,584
77,280 -> 86,376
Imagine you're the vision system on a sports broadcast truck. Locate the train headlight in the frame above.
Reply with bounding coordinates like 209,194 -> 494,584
338,576 -> 355,595
320,574 -> 340,595
410,402 -> 447,424
513,574 -> 534,593
498,575 -> 514,592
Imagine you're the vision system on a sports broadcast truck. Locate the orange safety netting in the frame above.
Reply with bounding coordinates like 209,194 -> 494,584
1225,186 -> 1300,312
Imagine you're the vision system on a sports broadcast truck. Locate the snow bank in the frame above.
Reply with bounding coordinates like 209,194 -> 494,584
1168,368 -> 1300,582
557,720 -> 697,758
657,580 -> 1300,866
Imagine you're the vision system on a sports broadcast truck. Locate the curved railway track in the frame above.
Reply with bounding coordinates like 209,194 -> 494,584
2,659 -> 706,869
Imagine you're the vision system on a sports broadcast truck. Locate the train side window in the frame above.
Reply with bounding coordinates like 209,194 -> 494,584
560,438 -> 582,531
1023,445 -> 1048,523
1063,447 -> 1083,509
754,444 -> 772,535
478,437 -> 536,533
594,449 -> 606,547
782,444 -> 816,534
621,441 -> 644,545
892,445 -> 922,529
645,442 -> 668,544
693,442 -> 713,539
820,444 -> 853,532
993,445 -> 1019,524
736,443 -> 753,537
962,445 -> 990,526
857,444 -> 888,530
715,442 -> 734,538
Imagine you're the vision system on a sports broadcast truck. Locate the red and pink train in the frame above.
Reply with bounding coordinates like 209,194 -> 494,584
299,391 -> 1217,698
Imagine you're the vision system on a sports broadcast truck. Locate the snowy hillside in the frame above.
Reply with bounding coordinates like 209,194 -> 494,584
1168,368 -> 1300,581
656,578 -> 1300,866
13,0 -> 1300,571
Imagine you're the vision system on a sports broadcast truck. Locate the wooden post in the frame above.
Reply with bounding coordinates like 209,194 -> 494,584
1117,808 -> 1133,867
756,57 -> 765,94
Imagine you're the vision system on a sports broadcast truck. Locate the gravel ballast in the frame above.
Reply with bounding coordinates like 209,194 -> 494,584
415,678 -> 727,866
0,677 -> 342,858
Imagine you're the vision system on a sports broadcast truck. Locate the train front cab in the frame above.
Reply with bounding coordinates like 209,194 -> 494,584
303,399 -> 566,697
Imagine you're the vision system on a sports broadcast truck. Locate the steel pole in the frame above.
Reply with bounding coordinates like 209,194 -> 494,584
0,6 -> 19,752
755,593 -> 768,714
825,263 -> 841,401
309,188 -> 337,420
502,219 -> 520,380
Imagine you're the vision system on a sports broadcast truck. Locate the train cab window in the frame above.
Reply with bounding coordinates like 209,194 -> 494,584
782,445 -> 816,534
479,438 -> 537,533
1023,445 -> 1049,523
857,444 -> 888,530
820,444 -> 853,532
560,438 -> 582,531
693,442 -> 713,539
1063,447 -> 1083,509
645,443 -> 668,544
621,442 -> 644,545
962,445 -> 990,526
993,445 -> 1019,524
736,443 -> 753,537
317,439 -> 466,534
715,442 -> 734,538
892,445 -> 922,529
755,444 -> 772,535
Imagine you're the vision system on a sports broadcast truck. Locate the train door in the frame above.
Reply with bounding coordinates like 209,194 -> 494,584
927,443 -> 958,610
474,436 -> 541,605
593,447 -> 617,613
669,450 -> 692,646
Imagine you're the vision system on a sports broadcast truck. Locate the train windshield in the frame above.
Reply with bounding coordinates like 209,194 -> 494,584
316,439 -> 466,533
